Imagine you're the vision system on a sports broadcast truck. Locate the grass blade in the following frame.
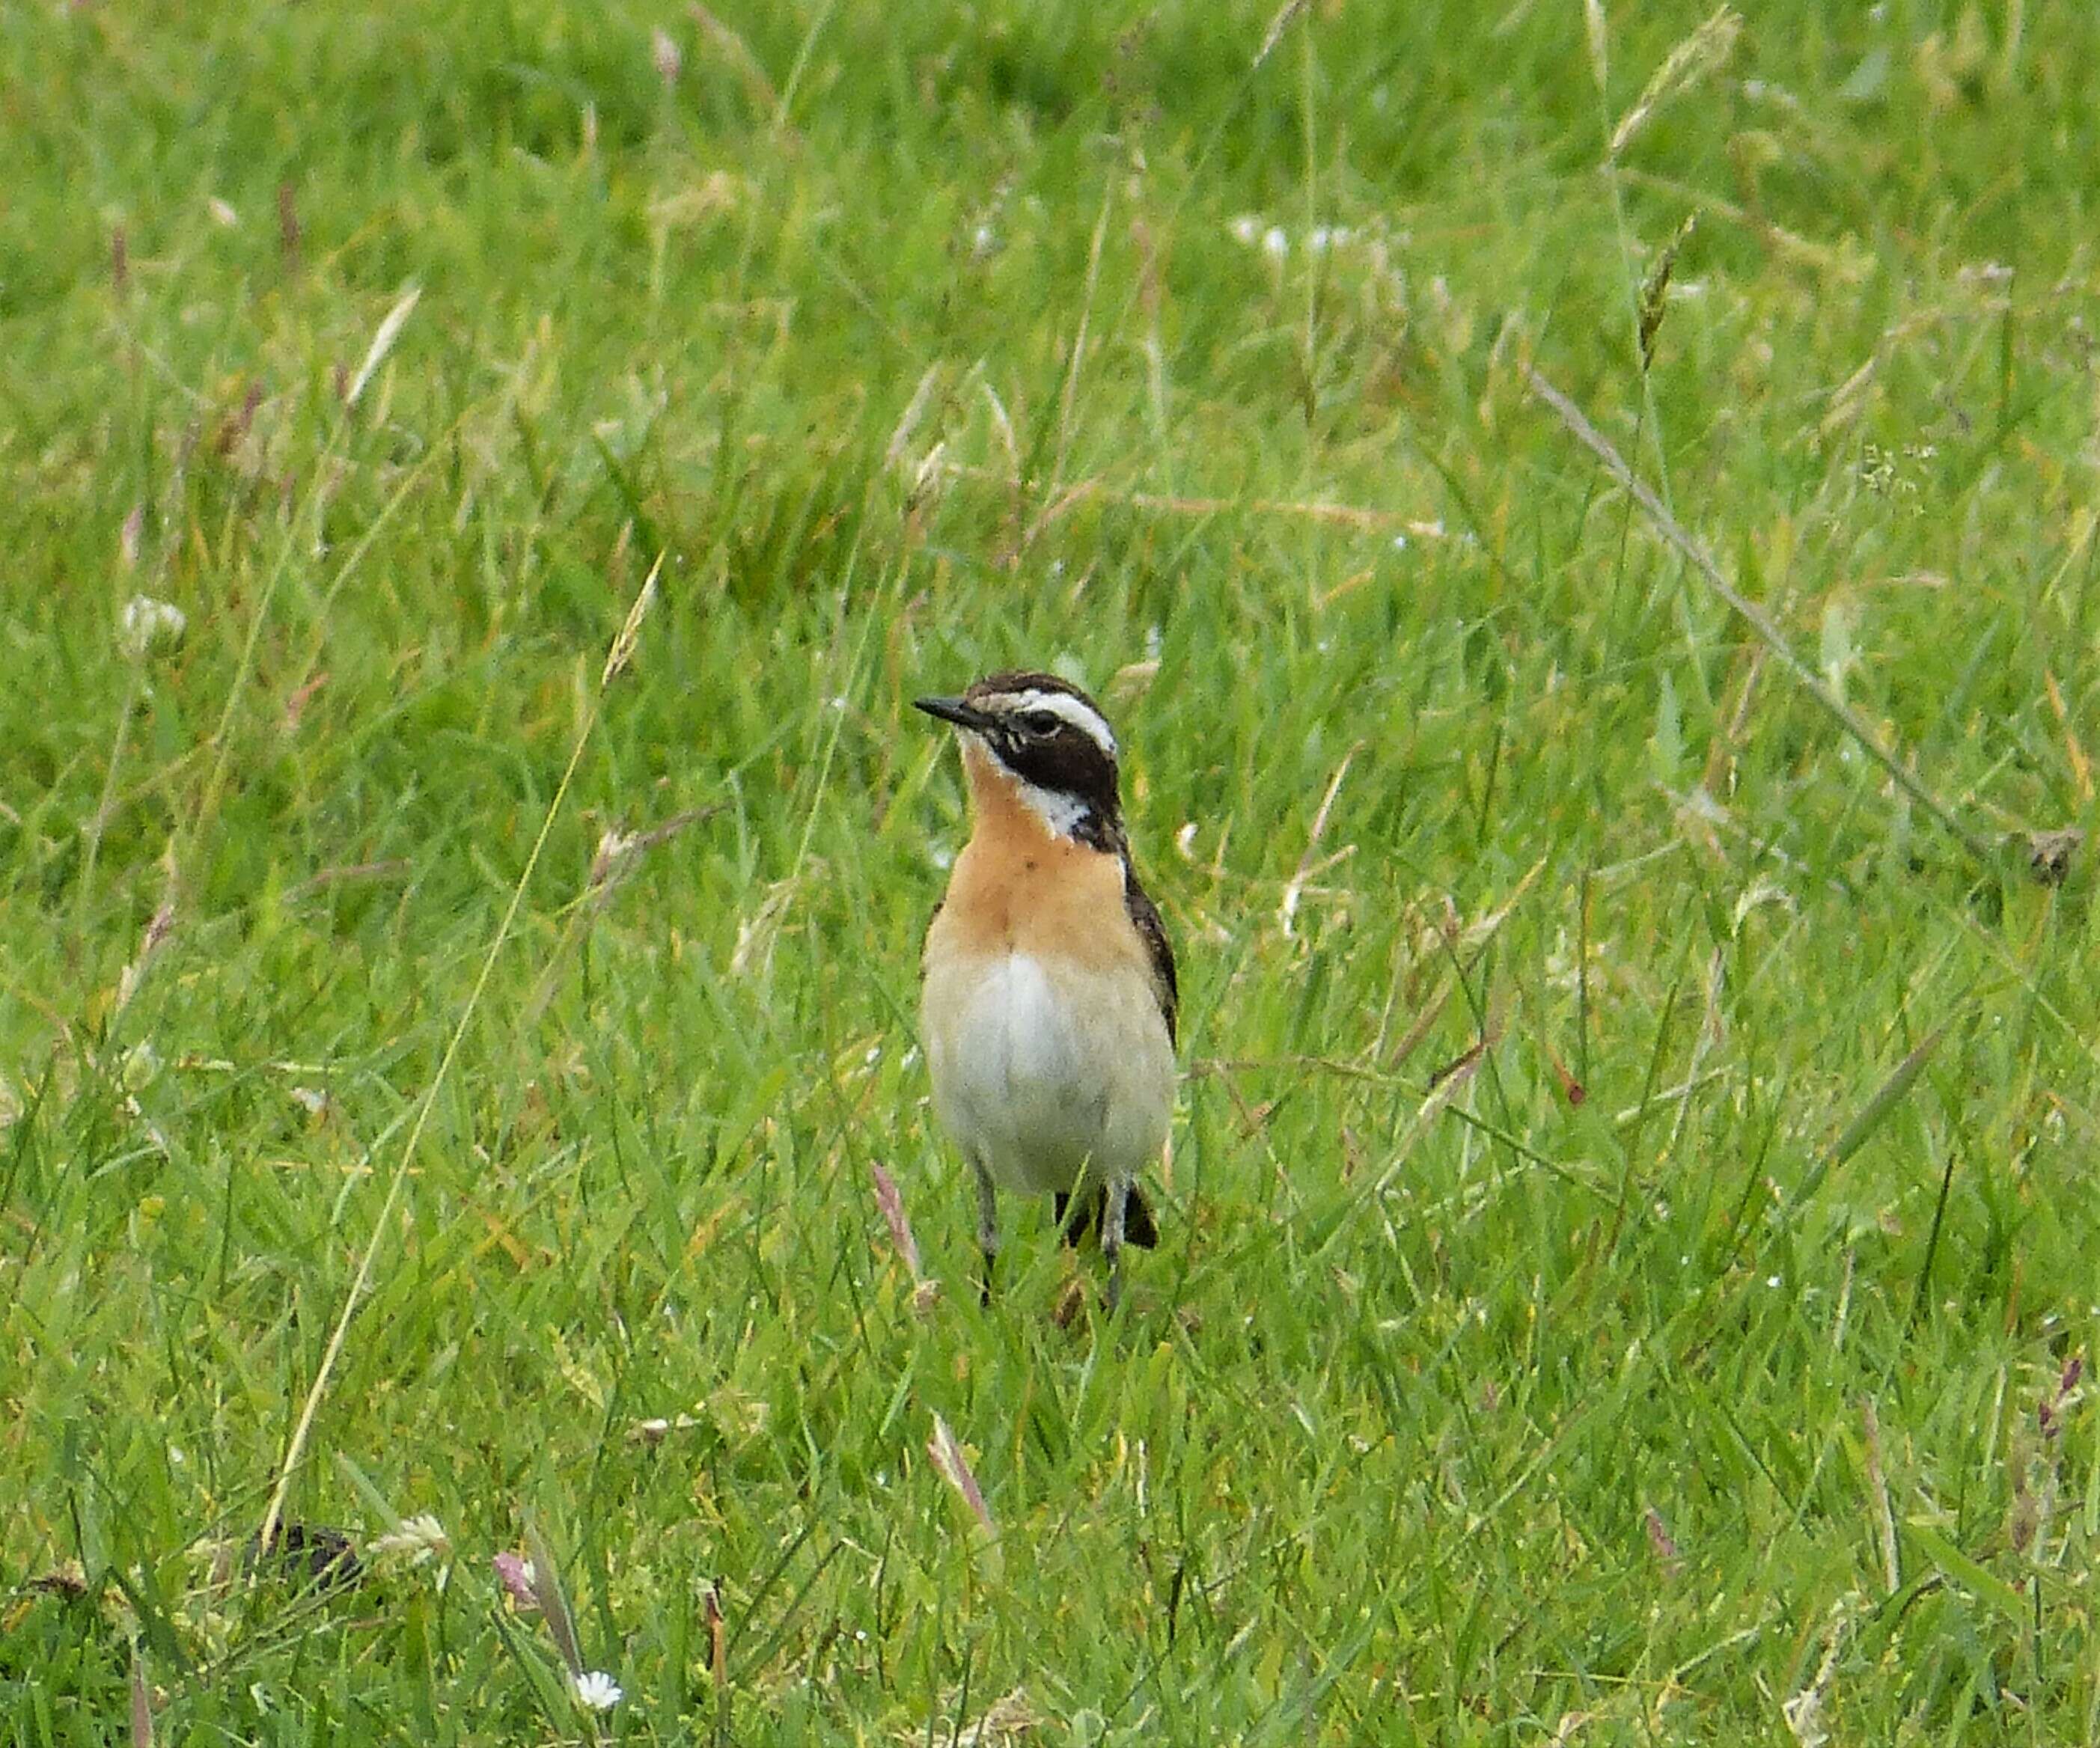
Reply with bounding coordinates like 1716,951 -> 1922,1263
1789,1019 -> 1953,1211
1526,367 -> 2009,878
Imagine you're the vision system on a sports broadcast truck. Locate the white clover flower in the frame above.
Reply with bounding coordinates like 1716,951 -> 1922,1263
120,595 -> 186,659
367,1512 -> 451,1566
572,1670 -> 624,1711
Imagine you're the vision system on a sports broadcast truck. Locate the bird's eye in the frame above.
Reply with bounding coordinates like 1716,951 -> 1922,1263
1019,710 -> 1062,737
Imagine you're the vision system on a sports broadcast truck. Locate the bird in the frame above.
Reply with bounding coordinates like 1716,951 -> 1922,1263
915,670 -> 1177,1313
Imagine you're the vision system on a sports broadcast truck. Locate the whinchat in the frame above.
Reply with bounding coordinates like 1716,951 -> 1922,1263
916,670 -> 1176,1312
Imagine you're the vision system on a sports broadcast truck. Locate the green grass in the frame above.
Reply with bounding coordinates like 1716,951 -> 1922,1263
5,0 -> 2100,1739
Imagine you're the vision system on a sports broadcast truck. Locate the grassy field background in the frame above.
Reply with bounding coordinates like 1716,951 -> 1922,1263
5,0 -> 2100,1739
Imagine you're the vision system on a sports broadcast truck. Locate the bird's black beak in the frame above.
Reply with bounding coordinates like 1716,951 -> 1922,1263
914,695 -> 995,733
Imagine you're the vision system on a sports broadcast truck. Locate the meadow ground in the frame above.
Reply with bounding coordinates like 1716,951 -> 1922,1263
4,1 -> 2100,1741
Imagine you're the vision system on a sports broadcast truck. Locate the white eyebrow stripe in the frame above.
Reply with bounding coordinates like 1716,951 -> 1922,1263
1003,688 -> 1117,757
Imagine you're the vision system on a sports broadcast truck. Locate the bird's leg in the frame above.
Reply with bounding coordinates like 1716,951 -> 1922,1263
1102,1176 -> 1129,1315
974,1158 -> 1000,1306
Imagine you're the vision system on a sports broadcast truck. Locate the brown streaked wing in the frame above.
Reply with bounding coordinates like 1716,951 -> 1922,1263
1123,864 -> 1178,1047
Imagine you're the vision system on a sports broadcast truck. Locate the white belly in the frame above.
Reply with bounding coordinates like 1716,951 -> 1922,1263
924,952 -> 1173,1197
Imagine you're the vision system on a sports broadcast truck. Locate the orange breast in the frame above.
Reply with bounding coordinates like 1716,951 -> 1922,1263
924,746 -> 1150,978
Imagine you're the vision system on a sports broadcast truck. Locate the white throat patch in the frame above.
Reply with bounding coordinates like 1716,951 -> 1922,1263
1013,774 -> 1094,840
965,732 -> 1099,842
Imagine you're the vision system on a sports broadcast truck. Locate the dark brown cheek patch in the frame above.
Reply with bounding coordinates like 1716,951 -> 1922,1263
1004,733 -> 1118,815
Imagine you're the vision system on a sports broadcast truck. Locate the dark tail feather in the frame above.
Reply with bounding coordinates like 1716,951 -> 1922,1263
1123,1183 -> 1159,1249
1054,1184 -> 1159,1250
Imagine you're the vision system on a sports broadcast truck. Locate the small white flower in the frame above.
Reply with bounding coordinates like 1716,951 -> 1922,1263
1261,225 -> 1289,261
1228,214 -> 1262,246
971,223 -> 998,258
208,197 -> 239,227
120,595 -> 186,659
367,1512 -> 451,1566
573,1669 -> 624,1711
